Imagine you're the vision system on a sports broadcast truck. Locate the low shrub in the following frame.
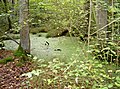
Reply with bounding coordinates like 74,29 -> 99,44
90,41 -> 120,64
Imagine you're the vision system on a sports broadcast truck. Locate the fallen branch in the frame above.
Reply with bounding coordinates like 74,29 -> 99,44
0,29 -> 19,45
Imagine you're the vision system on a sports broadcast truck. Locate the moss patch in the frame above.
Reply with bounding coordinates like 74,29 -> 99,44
14,46 -> 26,57
0,56 -> 13,64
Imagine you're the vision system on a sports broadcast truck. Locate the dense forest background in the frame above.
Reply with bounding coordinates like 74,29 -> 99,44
0,0 -> 120,89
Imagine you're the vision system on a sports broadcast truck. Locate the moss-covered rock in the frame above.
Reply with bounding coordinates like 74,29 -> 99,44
46,28 -> 69,38
30,27 -> 48,34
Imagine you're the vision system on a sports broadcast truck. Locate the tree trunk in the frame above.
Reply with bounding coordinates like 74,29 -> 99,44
2,0 -> 12,30
96,0 -> 108,39
19,0 -> 30,53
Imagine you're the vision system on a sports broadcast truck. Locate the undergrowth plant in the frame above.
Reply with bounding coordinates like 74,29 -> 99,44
90,41 -> 120,64
21,57 -> 120,89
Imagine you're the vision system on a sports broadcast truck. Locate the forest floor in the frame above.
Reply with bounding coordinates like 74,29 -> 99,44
0,49 -> 33,89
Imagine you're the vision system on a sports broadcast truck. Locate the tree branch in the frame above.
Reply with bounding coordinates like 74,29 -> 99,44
90,17 -> 120,36
0,29 -> 19,45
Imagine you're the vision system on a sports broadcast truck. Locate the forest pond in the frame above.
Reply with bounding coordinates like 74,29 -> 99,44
4,33 -> 85,61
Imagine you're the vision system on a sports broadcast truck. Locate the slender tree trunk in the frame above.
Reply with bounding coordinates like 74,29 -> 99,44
19,0 -> 30,53
88,0 -> 92,49
2,0 -> 12,30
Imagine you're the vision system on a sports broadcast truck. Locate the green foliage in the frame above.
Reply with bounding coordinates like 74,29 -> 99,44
90,41 -> 120,63
22,57 -> 120,89
29,0 -> 89,37
0,0 -> 120,88
0,56 -> 13,64
115,76 -> 120,87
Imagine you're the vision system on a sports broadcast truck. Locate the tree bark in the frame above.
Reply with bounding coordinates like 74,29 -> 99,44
19,0 -> 30,53
96,0 -> 108,39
